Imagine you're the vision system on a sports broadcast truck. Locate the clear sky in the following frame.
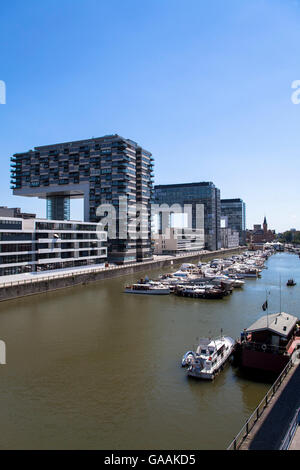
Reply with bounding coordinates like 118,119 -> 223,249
1,0 -> 300,232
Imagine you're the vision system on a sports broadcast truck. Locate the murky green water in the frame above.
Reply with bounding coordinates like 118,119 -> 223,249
0,252 -> 298,449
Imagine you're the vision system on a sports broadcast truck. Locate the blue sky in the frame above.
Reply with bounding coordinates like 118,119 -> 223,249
1,0 -> 300,232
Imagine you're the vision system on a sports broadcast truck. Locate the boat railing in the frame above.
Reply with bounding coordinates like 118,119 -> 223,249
227,358 -> 294,450
241,341 -> 288,355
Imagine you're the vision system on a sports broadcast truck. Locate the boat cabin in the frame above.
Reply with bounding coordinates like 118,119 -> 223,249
126,283 -> 154,290
242,312 -> 299,353
196,338 -> 225,358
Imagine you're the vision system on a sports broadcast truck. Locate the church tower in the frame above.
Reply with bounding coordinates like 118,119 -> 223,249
263,216 -> 267,235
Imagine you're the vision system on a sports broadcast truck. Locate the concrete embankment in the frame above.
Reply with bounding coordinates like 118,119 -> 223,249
240,359 -> 300,450
0,247 -> 245,302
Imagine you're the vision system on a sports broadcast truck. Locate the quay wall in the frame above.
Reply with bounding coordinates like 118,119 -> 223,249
0,247 -> 245,303
239,360 -> 300,450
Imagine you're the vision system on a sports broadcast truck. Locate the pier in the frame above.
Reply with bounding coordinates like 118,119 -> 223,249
228,349 -> 300,450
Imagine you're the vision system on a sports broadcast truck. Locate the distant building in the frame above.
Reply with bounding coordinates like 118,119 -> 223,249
246,216 -> 275,245
0,206 -> 36,219
220,216 -> 240,248
153,227 -> 205,255
221,198 -> 246,245
154,182 -> 221,251
0,216 -> 107,277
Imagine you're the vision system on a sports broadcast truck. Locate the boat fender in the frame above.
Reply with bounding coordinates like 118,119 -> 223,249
262,344 -> 267,351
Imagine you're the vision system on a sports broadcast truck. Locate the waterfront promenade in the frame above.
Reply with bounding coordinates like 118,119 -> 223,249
0,250 -> 214,286
289,418 -> 300,450
0,247 -> 243,302
230,349 -> 300,450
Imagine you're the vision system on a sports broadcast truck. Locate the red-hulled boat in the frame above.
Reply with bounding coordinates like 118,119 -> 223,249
235,312 -> 300,374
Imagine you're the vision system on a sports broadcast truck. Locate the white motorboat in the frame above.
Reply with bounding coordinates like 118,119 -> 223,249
186,336 -> 236,380
241,270 -> 258,278
124,282 -> 170,295
231,279 -> 245,288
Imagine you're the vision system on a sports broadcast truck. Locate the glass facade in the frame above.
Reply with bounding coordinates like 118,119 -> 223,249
46,196 -> 70,220
220,199 -> 246,245
154,182 -> 221,251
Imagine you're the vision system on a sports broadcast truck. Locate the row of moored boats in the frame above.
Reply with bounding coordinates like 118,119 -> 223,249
124,250 -> 271,300
125,249 -> 274,380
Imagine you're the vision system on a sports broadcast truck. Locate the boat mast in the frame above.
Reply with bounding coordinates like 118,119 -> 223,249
279,274 -> 282,313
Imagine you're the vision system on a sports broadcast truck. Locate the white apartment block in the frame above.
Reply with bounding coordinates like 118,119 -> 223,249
220,216 -> 239,249
153,227 -> 205,255
0,217 -> 107,276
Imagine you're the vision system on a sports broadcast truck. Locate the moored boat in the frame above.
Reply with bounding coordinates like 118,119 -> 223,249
124,282 -> 170,295
185,336 -> 236,380
174,284 -> 225,299
234,312 -> 300,374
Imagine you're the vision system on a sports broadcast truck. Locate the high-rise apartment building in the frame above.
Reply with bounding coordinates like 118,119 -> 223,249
10,134 -> 154,264
154,182 -> 221,251
220,198 -> 246,245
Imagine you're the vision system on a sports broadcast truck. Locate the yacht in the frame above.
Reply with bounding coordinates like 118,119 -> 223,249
231,279 -> 245,288
186,336 -> 236,380
124,282 -> 170,295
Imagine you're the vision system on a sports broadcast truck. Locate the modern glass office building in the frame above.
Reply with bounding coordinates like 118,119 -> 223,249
10,134 -> 154,264
154,182 -> 221,251
220,198 -> 246,245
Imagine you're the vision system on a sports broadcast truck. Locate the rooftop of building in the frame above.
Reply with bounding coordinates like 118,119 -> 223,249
12,134 -> 151,155
0,206 -> 36,219
154,182 -> 216,189
246,312 -> 298,338
0,215 -> 101,225
221,198 -> 244,203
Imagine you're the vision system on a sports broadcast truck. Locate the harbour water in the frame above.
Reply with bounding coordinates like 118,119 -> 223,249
0,252 -> 298,450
